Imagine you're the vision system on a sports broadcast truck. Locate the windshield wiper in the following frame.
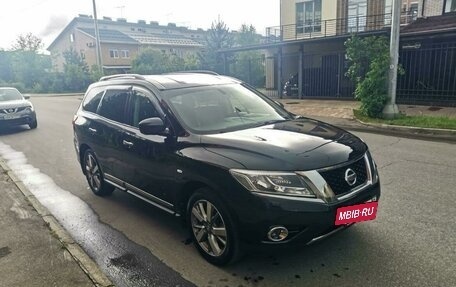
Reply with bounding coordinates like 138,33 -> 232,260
253,119 -> 289,127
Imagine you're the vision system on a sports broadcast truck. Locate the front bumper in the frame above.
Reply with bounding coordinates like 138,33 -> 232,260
0,112 -> 36,127
234,181 -> 381,245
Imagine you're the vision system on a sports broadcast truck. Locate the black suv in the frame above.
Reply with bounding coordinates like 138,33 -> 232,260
73,73 -> 380,265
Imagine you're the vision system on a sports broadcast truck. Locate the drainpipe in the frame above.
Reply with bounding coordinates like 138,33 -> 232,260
278,48 -> 283,99
421,0 -> 426,17
298,45 -> 303,99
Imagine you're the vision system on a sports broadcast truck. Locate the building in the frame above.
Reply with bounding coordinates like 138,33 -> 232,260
222,0 -> 456,106
47,15 -> 206,72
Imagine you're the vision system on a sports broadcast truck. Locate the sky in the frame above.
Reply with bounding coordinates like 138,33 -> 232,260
0,0 -> 280,51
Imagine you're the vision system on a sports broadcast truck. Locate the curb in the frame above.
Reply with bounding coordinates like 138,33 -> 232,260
0,159 -> 114,287
350,118 -> 456,143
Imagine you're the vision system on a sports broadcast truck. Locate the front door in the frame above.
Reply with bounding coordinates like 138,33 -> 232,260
120,86 -> 176,208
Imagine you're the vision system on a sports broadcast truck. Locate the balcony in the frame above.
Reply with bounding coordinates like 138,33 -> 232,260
265,12 -> 417,43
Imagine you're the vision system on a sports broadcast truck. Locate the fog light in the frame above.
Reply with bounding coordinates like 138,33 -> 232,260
267,226 -> 289,242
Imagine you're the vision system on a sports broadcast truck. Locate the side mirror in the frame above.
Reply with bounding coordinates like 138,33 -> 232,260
138,117 -> 166,135
24,95 -> 31,100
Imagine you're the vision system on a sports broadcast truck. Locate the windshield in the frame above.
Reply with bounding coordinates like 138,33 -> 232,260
0,88 -> 24,102
163,84 -> 292,134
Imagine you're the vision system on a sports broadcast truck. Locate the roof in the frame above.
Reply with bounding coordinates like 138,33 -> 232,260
128,34 -> 203,47
77,28 -> 138,44
47,16 -> 206,51
401,13 -> 456,35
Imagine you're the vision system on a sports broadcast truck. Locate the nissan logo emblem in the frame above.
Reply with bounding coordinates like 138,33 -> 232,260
8,109 -> 14,113
344,168 -> 357,186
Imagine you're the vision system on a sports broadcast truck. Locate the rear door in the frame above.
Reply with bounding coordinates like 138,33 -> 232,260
92,86 -> 131,181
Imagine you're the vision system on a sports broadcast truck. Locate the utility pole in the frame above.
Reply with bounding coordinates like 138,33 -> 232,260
92,0 -> 103,73
383,0 -> 401,119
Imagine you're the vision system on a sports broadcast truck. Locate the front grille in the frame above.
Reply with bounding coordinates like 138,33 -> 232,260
319,156 -> 368,196
1,107 -> 26,114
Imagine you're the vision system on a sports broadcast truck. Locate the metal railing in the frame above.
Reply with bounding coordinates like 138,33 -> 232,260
265,12 -> 417,43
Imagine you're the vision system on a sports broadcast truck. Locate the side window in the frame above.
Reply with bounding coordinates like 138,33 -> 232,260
126,89 -> 159,127
82,87 -> 105,113
98,89 -> 129,123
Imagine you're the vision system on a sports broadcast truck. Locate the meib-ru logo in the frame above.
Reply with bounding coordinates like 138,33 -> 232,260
335,201 -> 378,225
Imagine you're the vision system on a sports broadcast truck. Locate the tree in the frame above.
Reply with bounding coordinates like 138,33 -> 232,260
131,49 -> 171,74
12,33 -> 43,52
199,19 -> 234,73
131,48 -> 198,74
229,24 -> 265,87
235,24 -> 261,46
0,50 -> 14,83
345,35 -> 400,118
62,47 -> 90,92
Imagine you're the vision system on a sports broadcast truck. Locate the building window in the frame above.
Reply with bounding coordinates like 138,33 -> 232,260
348,0 -> 367,32
121,50 -> 130,58
109,49 -> 119,58
385,0 -> 392,25
409,3 -> 419,20
445,0 -> 456,13
296,0 -> 322,34
80,50 -> 86,59
70,33 -> 74,42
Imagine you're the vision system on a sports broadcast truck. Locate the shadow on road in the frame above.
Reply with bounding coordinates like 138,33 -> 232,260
0,126 -> 32,135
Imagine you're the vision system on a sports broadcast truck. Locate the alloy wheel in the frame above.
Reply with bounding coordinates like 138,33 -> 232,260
191,199 -> 228,257
85,153 -> 101,192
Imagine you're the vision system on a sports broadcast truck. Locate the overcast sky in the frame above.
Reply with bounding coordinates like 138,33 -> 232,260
0,0 -> 280,51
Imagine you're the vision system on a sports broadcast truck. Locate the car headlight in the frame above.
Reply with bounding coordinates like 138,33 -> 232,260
366,151 -> 379,184
25,105 -> 34,112
230,169 -> 316,197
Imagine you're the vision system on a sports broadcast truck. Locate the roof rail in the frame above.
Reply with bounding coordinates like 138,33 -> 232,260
99,74 -> 146,81
163,70 -> 220,76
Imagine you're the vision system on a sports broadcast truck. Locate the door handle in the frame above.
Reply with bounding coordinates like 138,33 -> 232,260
88,127 -> 97,134
122,140 -> 134,148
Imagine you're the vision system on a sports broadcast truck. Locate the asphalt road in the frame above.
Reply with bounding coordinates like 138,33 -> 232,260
0,96 -> 455,287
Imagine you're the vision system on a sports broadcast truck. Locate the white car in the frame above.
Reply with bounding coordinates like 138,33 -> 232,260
0,87 -> 37,129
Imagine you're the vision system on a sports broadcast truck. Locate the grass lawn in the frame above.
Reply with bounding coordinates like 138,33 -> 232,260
353,110 -> 456,130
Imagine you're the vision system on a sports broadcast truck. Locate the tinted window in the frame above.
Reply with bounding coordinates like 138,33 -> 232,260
82,87 -> 104,113
126,89 -> 159,127
98,89 -> 129,123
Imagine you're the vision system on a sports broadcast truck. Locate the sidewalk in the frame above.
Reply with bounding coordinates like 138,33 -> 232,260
0,164 -> 106,287
277,99 -> 456,142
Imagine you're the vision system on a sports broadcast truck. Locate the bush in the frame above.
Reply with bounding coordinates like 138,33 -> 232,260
345,36 -> 391,118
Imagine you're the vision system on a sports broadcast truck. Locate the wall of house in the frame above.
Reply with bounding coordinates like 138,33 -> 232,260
74,31 -> 97,69
49,28 -> 81,71
281,0 -> 297,40
100,43 -> 139,68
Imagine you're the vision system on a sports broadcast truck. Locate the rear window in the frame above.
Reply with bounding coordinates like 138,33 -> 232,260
98,89 -> 129,123
82,87 -> 105,113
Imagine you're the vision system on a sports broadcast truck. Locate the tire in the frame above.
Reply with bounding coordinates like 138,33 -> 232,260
187,188 -> 242,265
29,120 -> 37,129
83,149 -> 114,196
